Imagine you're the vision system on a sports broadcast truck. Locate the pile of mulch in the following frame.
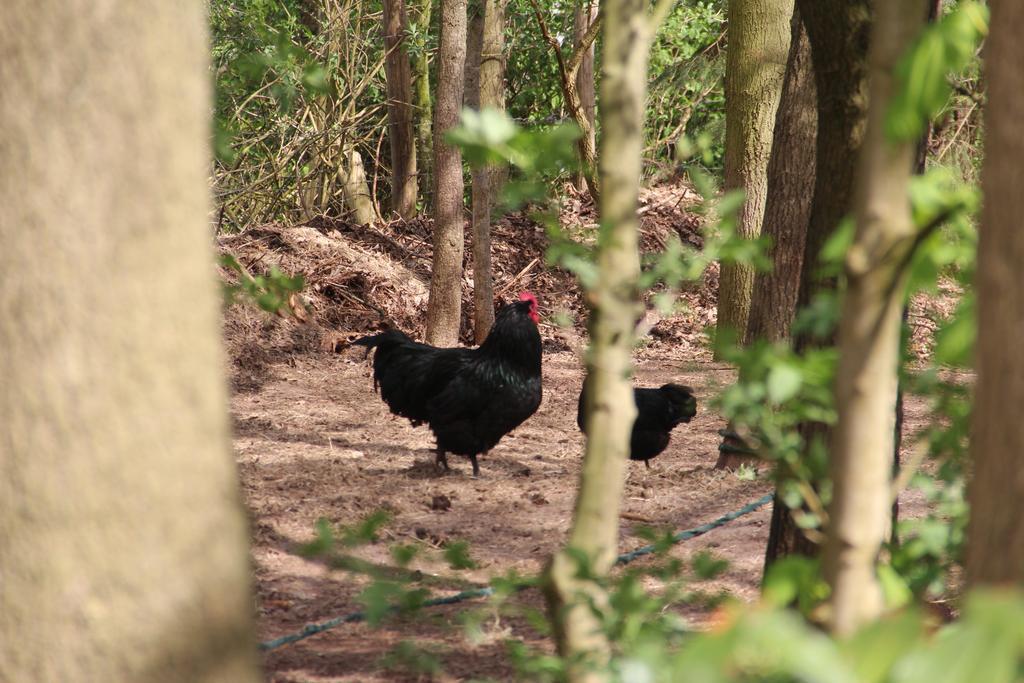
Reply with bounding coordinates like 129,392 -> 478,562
217,178 -> 957,392
217,183 -> 719,390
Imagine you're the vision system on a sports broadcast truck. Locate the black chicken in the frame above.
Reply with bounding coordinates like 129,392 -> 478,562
576,379 -> 697,467
352,292 -> 543,476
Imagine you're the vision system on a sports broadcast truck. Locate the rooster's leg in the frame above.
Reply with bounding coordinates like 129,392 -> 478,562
435,447 -> 450,473
645,460 -> 651,470
469,454 -> 480,478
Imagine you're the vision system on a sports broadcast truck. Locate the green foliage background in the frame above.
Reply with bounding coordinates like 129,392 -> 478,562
210,0 -> 728,229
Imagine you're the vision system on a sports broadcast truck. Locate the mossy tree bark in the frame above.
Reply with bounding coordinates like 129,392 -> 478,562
413,0 -> 434,209
744,7 -> 816,345
715,0 -> 793,352
823,0 -> 925,636
763,0 -> 872,572
0,4 -> 262,681
468,0 -> 506,342
384,0 -> 419,219
573,0 -> 599,193
966,0 -> 1024,587
717,7 -> 815,474
543,0 -> 660,679
425,0 -> 467,346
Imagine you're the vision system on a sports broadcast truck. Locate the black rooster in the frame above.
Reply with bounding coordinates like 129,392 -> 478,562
576,379 -> 697,467
352,292 -> 543,476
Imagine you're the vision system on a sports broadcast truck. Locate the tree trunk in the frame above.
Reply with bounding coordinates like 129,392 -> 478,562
468,0 -> 506,343
823,0 -> 924,636
765,493 -> 820,564
0,4 -> 262,681
892,0 -> 942,549
542,0 -> 649,678
465,3 -> 483,109
718,7 -> 814,474
745,7 -> 815,344
425,0 -> 467,346
715,0 -> 793,351
338,147 -> 377,225
573,0 -> 599,193
384,0 -> 419,219
528,0 -> 603,203
413,0 -> 434,210
792,0 -> 871,316
763,0 -> 872,572
966,0 -> 1024,587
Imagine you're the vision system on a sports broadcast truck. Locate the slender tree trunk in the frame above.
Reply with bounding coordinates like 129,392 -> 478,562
543,0 -> 650,678
715,0 -> 792,352
413,0 -> 434,210
425,0 -> 467,346
574,0 -> 599,193
823,0 -> 924,636
892,0 -> 942,548
465,3 -> 485,338
465,2 -> 483,108
745,7 -> 815,344
763,0 -> 872,571
468,0 -> 506,342
966,0 -> 1024,587
528,0 -> 603,202
0,4 -> 261,681
384,0 -> 419,218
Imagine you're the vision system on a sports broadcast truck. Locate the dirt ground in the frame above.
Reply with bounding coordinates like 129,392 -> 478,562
223,186 -> 939,681
236,344 -> 931,682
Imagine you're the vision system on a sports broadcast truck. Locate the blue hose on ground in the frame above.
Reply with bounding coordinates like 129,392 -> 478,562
259,491 -> 775,652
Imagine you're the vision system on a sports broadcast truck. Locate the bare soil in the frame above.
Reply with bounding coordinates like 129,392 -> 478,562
224,186 -> 939,681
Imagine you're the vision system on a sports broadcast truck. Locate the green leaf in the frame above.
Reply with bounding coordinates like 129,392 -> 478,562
767,363 -> 803,403
381,640 -> 442,676
885,1 -> 988,141
476,106 -> 519,146
933,295 -> 975,367
841,610 -> 924,683
220,253 -> 243,273
819,217 -> 856,269
715,189 -> 746,219
762,556 -> 828,612
442,540 -> 477,570
256,291 -> 281,312
342,509 -> 392,547
878,563 -> 913,609
892,590 -> 1024,683
358,580 -> 403,625
390,543 -> 419,567
691,551 -> 728,580
301,61 -> 329,94
214,119 -> 238,165
674,608 -> 856,683
297,518 -> 335,557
